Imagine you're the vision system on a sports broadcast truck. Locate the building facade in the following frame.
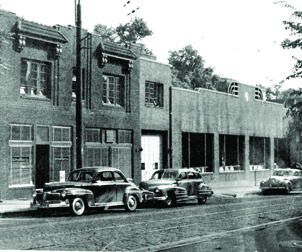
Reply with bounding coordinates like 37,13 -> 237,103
0,8 -> 290,199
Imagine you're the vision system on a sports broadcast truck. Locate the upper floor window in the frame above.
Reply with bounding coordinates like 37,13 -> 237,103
20,59 -> 51,98
102,75 -> 124,107
255,87 -> 263,100
228,82 -> 239,96
145,81 -> 163,107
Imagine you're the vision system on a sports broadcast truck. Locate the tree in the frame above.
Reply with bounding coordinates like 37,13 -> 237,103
277,1 -> 302,79
93,17 -> 153,54
168,45 -> 205,90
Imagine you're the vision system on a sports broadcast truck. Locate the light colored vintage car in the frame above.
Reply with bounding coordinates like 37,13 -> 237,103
260,168 -> 302,194
32,167 -> 152,216
139,168 -> 213,207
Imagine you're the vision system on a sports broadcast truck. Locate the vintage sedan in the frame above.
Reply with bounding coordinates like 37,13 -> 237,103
260,168 -> 302,194
32,167 -> 150,216
139,168 -> 213,207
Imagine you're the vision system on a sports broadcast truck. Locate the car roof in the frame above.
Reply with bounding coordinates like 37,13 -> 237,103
162,168 -> 198,173
71,167 -> 121,173
274,168 -> 302,172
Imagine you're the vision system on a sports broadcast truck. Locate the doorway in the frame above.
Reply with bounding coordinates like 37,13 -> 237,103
36,145 -> 50,188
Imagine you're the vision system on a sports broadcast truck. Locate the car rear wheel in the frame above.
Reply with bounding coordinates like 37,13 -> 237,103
284,185 -> 291,195
125,195 -> 137,212
70,197 -> 85,216
198,196 -> 207,204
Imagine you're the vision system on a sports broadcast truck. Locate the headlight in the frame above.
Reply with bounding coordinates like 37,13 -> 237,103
154,187 -> 160,193
61,191 -> 67,198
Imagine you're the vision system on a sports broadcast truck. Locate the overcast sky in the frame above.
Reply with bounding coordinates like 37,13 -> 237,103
1,0 -> 302,89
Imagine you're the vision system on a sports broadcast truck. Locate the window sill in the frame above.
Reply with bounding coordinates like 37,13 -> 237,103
145,104 -> 163,109
249,169 -> 270,172
20,94 -> 51,101
219,171 -> 245,173
9,184 -> 34,188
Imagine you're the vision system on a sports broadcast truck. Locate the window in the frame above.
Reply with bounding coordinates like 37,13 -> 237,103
11,125 -> 32,141
228,82 -> 239,96
255,87 -> 263,100
21,59 -> 51,98
145,81 -> 164,107
53,127 -> 71,142
102,75 -> 124,106
118,130 -> 132,144
85,128 -> 101,143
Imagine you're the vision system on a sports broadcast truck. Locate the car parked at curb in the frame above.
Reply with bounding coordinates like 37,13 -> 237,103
139,168 -> 213,207
32,167 -> 153,216
260,167 -> 302,195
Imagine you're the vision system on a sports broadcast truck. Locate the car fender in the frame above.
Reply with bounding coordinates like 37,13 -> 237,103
123,185 -> 143,203
64,188 -> 94,207
157,185 -> 187,196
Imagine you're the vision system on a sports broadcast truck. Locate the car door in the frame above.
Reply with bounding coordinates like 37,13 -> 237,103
291,171 -> 300,189
187,171 -> 199,196
113,171 -> 130,204
94,171 -> 117,205
177,172 -> 191,196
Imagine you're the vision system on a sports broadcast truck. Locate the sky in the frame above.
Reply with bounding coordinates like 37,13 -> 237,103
1,0 -> 302,89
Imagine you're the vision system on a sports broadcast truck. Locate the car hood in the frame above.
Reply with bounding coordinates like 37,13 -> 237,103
42,181 -> 90,192
269,176 -> 292,181
140,179 -> 175,190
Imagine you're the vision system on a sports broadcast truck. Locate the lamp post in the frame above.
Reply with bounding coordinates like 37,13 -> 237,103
75,0 -> 83,168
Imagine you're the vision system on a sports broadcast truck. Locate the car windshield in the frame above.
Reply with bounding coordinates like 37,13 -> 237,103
68,170 -> 95,182
151,171 -> 164,179
162,170 -> 178,180
273,170 -> 293,176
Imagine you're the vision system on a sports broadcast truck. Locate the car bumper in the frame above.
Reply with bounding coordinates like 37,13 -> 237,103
260,186 -> 286,190
34,199 -> 70,209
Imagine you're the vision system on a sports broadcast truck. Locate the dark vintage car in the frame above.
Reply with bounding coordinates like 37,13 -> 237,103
32,167 -> 152,216
139,168 -> 213,207
260,168 -> 302,194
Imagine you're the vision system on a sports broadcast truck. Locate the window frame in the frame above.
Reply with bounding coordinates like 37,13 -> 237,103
102,74 -> 125,107
145,81 -> 164,108
20,58 -> 51,99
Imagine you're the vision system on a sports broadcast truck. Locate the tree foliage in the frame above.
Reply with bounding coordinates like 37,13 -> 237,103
168,45 -> 235,92
93,17 -> 153,54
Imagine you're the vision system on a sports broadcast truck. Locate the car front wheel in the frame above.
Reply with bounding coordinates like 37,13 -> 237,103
198,196 -> 207,204
125,195 -> 137,212
165,194 -> 175,207
70,197 -> 85,216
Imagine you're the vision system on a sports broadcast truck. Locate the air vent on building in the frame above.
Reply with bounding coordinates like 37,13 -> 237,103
228,82 -> 239,96
255,87 -> 263,100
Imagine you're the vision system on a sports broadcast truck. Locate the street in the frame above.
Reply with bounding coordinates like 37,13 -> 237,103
0,193 -> 302,251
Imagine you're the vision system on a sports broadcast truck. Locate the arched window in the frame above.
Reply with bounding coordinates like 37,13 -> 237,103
228,82 -> 239,96
255,87 -> 263,100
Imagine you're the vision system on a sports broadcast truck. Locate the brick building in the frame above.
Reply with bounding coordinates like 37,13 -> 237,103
0,8 -> 289,199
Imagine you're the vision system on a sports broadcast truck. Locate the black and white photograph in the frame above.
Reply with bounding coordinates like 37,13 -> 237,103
1,0 -> 302,251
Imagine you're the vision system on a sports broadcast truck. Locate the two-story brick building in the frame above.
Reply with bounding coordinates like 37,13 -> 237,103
0,8 -> 290,200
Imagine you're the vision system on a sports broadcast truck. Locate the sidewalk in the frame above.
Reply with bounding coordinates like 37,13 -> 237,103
0,186 -> 262,217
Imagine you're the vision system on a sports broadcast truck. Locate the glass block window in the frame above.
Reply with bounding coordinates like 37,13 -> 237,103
10,125 -> 32,141
20,59 -> 51,98
102,75 -> 124,106
118,130 -> 132,144
85,128 -> 101,143
53,127 -> 71,142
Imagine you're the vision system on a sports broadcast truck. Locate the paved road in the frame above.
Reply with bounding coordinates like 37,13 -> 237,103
0,194 -> 302,251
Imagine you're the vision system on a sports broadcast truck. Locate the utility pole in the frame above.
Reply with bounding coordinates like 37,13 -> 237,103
76,0 -> 83,168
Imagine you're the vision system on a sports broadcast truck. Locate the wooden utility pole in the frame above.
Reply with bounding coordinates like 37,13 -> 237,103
76,0 -> 83,168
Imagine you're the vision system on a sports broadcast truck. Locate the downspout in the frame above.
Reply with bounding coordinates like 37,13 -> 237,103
169,86 -> 172,168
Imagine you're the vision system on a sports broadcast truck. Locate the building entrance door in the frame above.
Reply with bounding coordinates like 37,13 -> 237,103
141,135 -> 162,181
36,145 -> 49,188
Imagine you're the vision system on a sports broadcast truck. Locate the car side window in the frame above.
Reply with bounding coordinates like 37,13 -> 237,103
178,172 -> 187,180
100,171 -> 114,181
113,172 -> 126,182
187,172 -> 196,180
294,171 -> 299,176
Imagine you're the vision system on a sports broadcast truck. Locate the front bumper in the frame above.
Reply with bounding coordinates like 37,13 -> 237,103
260,186 -> 286,190
33,192 -> 70,209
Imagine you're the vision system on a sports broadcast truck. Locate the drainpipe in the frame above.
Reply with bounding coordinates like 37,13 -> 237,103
169,86 -> 172,168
